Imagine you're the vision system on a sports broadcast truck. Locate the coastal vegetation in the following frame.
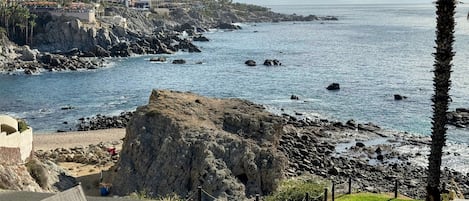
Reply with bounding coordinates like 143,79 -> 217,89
264,176 -> 329,201
426,0 -> 455,200
18,119 -> 28,132
0,3 -> 36,45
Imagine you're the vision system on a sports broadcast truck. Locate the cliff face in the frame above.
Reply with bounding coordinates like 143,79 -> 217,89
112,90 -> 287,200
34,17 -> 119,52
30,3 -> 337,53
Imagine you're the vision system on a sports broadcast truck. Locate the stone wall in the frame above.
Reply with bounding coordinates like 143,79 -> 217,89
0,147 -> 22,165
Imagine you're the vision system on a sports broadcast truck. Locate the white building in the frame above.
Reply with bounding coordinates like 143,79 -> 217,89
0,115 -> 33,164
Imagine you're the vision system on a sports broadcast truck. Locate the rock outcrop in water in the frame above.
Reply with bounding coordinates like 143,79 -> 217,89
112,90 -> 287,199
447,108 -> 469,128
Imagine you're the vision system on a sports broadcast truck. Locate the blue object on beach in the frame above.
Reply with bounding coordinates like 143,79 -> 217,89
100,187 -> 110,196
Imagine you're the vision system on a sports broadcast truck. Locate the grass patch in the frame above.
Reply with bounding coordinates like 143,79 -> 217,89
265,175 -> 329,201
18,119 -> 29,132
336,193 -> 421,201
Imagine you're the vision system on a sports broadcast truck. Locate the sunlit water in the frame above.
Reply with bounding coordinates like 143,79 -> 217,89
1,4 -> 469,147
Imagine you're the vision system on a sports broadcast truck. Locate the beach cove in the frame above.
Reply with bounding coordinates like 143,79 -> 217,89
2,3 -> 469,139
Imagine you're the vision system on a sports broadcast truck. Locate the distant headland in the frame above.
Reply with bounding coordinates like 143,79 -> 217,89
0,0 -> 337,74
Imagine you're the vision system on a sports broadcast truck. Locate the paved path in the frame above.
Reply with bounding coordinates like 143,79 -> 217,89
0,191 -> 139,201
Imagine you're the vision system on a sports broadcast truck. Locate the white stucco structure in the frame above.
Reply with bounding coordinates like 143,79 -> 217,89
49,9 -> 96,23
0,115 -> 33,163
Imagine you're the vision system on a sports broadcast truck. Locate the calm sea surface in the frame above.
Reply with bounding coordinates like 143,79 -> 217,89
1,3 -> 469,145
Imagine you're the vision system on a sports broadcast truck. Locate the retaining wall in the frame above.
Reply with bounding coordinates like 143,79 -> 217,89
0,115 -> 33,163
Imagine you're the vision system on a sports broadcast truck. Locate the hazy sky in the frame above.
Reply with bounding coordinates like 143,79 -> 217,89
232,0 -> 433,5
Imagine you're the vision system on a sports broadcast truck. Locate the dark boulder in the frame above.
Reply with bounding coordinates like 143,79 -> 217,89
91,45 -> 111,57
39,54 -> 53,64
64,48 -> 81,56
176,23 -> 195,32
177,40 -> 201,53
24,67 -> 39,75
355,142 -> 366,148
455,108 -> 469,113
394,94 -> 407,100
263,59 -> 281,66
110,42 -> 131,57
245,60 -> 256,66
322,16 -> 339,21
129,42 -> 145,55
290,95 -> 299,100
50,57 -> 61,67
326,83 -> 340,90
81,52 -> 96,57
346,119 -> 357,128
193,35 -> 210,42
172,59 -> 186,64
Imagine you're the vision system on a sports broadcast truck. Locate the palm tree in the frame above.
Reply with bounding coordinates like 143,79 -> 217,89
29,14 -> 36,45
426,0 -> 455,200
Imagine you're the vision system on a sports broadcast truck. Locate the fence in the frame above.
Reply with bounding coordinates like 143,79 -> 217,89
329,177 -> 399,201
186,177 -> 401,201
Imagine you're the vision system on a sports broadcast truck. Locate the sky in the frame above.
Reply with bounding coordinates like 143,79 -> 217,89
232,0 -> 433,5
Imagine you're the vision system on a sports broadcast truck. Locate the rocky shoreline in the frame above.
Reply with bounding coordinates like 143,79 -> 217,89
63,110 -> 469,199
76,112 -> 133,131
1,2 -> 338,75
448,108 -> 469,128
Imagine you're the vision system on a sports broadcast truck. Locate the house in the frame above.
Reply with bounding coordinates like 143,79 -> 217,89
0,115 -> 33,164
24,1 -> 97,23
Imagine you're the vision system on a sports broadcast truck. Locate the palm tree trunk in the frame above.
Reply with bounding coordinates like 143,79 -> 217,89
25,21 -> 28,45
30,23 -> 34,45
426,0 -> 455,201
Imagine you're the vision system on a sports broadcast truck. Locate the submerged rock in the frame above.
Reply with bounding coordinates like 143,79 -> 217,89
263,59 -> 281,66
172,59 -> 186,64
448,108 -> 469,128
245,60 -> 256,66
394,94 -> 407,100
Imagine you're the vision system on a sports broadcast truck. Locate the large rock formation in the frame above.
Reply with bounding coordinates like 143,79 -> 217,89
112,90 -> 287,200
34,17 -> 119,52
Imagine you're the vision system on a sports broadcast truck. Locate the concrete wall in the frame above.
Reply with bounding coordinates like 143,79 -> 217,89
0,115 -> 18,134
0,115 -> 33,163
49,9 -> 96,23
0,147 -> 22,165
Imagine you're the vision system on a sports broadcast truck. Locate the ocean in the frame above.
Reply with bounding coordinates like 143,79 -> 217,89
1,2 -> 469,146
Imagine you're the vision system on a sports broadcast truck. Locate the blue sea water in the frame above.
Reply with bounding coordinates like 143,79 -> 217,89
1,3 -> 469,145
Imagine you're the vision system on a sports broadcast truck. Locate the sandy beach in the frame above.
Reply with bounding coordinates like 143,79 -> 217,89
33,128 -> 126,151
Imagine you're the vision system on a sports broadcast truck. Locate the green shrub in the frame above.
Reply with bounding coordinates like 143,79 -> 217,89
156,194 -> 183,201
26,158 -> 48,188
18,120 -> 29,133
265,175 -> 329,201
